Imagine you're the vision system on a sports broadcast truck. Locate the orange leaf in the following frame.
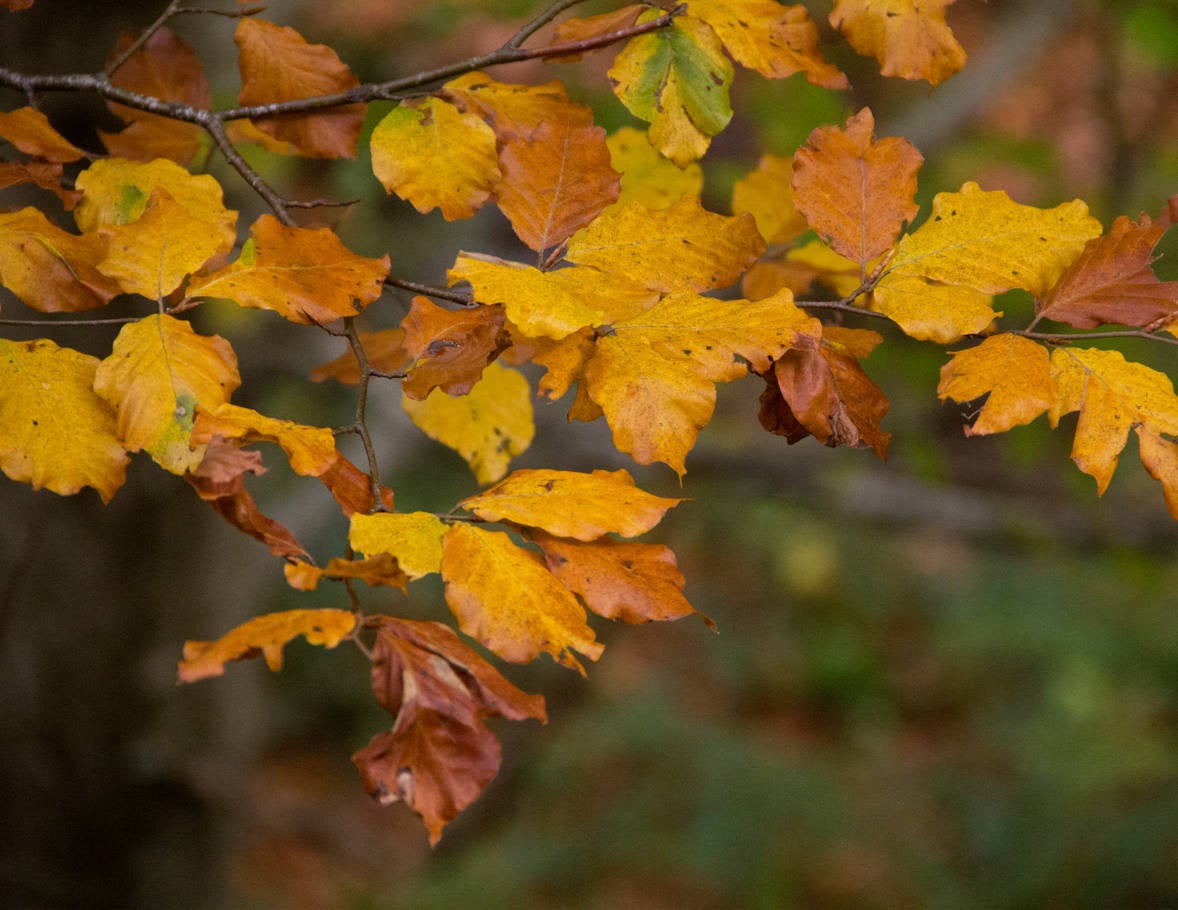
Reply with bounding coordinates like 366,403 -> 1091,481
830,0 -> 966,86
442,72 -> 594,143
310,329 -> 409,385
351,617 -> 545,845
459,468 -> 683,541
0,338 -> 128,501
177,608 -> 356,682
283,553 -> 407,592
186,215 -> 389,325
550,6 -> 645,55
317,451 -> 395,516
1037,215 -> 1178,330
191,402 -> 337,477
0,207 -> 120,312
94,315 -> 240,474
235,18 -> 363,159
0,106 -> 84,162
533,532 -> 710,626
441,523 -> 604,673
0,160 -> 82,210
937,334 -> 1053,435
792,108 -> 922,265
496,120 -> 620,252
401,295 -> 508,399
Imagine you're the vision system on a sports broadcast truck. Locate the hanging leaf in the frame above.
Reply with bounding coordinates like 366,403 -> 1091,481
370,97 -> 501,221
185,215 -> 389,325
349,511 -> 450,580
0,106 -> 85,161
0,160 -> 82,210
830,0 -> 966,86
94,315 -> 240,474
191,402 -> 337,477
351,617 -> 546,845
607,126 -> 703,212
317,452 -> 395,516
403,360 -> 534,485
177,608 -> 357,682
235,18 -> 363,159
0,338 -> 128,501
441,523 -> 604,673
400,295 -> 508,399
731,153 -> 808,246
284,554 -> 408,592
938,333 -> 1054,435
608,13 -> 734,166
459,468 -> 683,541
0,207 -> 120,312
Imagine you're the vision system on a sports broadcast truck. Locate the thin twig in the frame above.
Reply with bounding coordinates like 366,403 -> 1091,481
507,0 -> 588,49
105,0 -> 183,77
385,276 -> 472,305
343,319 -> 390,512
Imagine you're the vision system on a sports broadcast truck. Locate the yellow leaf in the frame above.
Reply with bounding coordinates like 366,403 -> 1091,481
459,468 -> 683,541
177,608 -> 356,682
283,553 -> 408,592
0,207 -> 120,312
830,0 -> 966,86
441,523 -> 604,673
191,402 -> 337,477
731,153 -> 807,245
402,360 -> 534,485
74,158 -> 236,254
0,338 -> 128,501
185,215 -> 389,325
94,315 -> 240,474
442,72 -> 594,142
370,97 -> 501,221
870,271 -> 997,343
1049,347 -> 1178,496
349,511 -> 449,580
566,197 -> 765,294
937,334 -> 1054,435
97,189 -> 228,298
585,288 -> 820,474
606,126 -> 703,212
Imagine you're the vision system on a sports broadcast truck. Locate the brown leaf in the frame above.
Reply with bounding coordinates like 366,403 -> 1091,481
235,18 -> 363,159
284,553 -> 408,592
1037,215 -> 1178,330
0,160 -> 82,209
317,451 -> 395,516
352,617 -> 546,845
550,6 -> 645,57
401,296 -> 508,400
792,108 -> 922,265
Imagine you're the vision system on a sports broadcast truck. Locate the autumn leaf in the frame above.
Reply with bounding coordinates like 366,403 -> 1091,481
584,288 -> 820,474
532,531 -> 709,626
792,108 -> 923,265
607,126 -> 703,212
731,153 -> 807,246
1037,215 -> 1178,330
1049,346 -> 1178,496
100,28 -> 210,164
685,0 -> 847,88
185,215 -> 389,325
0,106 -> 85,162
608,12 -> 734,166
191,402 -> 337,477
177,608 -> 357,682
351,617 -> 546,845
235,18 -> 363,159
94,315 -> 240,474
370,98 -> 501,221
186,436 -> 309,561
459,468 -> 683,541
403,360 -> 534,485
400,295 -> 508,398
937,334 -> 1054,435
0,207 -> 120,312
349,511 -> 449,580
830,0 -> 966,86
284,553 -> 408,593
496,119 -> 620,252
442,72 -> 595,142
0,338 -> 128,501
0,160 -> 82,210
317,451 -> 395,516
566,197 -> 765,294
310,329 -> 409,385
441,523 -> 604,673
550,5 -> 645,54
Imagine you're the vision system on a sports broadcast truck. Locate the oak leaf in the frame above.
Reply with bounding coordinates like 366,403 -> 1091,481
191,402 -> 337,477
685,0 -> 847,88
565,197 -> 765,294
0,106 -> 85,162
792,108 -> 922,264
937,334 -> 1054,435
177,608 -> 357,682
349,511 -> 449,580
830,0 -> 966,86
731,153 -> 807,246
0,208 -> 120,312
401,295 -> 508,398
351,617 -> 546,845
235,18 -> 363,159
441,523 -> 604,673
370,98 -> 500,221
1037,215 -> 1178,330
284,554 -> 408,592
608,13 -> 734,166
402,360 -> 534,485
185,215 -> 389,325
607,126 -> 703,212
94,315 -> 240,474
459,468 -> 683,541
0,338 -> 128,501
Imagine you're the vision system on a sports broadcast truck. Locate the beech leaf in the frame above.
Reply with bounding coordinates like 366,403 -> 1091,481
938,334 -> 1054,435
0,106 -> 85,162
732,153 -> 808,246
177,608 -> 357,682
607,126 -> 703,212
283,554 -> 408,593
310,329 -> 409,385
349,511 -> 450,580
442,72 -> 594,142
830,0 -> 966,86
191,402 -> 337,477
0,207 -> 120,312
400,295 -> 508,399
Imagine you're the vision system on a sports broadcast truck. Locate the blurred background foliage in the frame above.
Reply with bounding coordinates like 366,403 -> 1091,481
4,0 -> 1178,907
